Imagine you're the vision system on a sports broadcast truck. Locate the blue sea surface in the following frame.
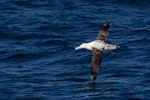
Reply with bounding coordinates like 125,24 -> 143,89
0,0 -> 150,100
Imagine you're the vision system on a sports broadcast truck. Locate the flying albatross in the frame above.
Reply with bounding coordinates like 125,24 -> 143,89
75,22 -> 120,80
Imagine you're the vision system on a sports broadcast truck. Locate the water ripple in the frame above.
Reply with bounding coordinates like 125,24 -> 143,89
0,0 -> 150,100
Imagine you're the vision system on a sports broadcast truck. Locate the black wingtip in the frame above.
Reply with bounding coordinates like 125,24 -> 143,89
91,75 -> 97,81
102,22 -> 110,31
104,22 -> 110,27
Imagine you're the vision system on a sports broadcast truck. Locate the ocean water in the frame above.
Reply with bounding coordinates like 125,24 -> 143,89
0,0 -> 150,100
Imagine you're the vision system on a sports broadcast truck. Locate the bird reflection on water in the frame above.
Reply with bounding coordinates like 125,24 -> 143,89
79,82 -> 102,90
77,81 -> 120,99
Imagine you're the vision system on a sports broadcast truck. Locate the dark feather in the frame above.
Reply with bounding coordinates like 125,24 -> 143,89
96,22 -> 109,42
90,22 -> 109,80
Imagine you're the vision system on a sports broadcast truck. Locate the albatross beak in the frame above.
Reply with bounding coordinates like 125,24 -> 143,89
75,44 -> 85,50
75,46 -> 80,50
75,45 -> 83,50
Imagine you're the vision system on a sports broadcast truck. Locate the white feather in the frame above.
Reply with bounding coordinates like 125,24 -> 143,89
75,40 -> 119,51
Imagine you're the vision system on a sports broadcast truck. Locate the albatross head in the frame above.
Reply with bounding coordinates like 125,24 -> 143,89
75,43 -> 87,50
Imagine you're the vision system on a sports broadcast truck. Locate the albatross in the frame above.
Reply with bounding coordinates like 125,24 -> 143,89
75,22 -> 120,80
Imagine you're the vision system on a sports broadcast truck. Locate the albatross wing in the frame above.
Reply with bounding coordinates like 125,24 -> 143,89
91,48 -> 103,80
96,22 -> 109,42
91,22 -> 109,80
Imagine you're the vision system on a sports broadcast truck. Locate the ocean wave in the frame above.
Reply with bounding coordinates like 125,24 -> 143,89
126,38 -> 150,44
132,29 -> 150,32
0,0 -> 150,99
1,53 -> 43,62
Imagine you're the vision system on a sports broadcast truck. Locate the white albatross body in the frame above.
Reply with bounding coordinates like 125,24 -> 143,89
75,22 -> 120,81
75,40 -> 119,51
